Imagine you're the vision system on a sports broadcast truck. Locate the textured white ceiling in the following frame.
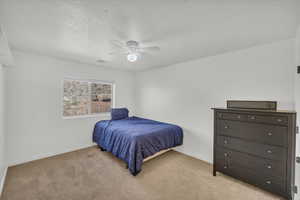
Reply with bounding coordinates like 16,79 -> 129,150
0,0 -> 298,71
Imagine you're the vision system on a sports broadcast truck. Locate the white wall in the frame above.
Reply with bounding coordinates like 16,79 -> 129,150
0,64 -> 6,184
6,50 -> 136,166
136,39 -> 295,163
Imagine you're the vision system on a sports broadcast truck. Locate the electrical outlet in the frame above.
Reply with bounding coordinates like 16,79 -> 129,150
298,66 -> 300,74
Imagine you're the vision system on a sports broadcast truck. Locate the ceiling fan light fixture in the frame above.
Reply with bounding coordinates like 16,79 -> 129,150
109,39 -> 160,62
127,53 -> 138,62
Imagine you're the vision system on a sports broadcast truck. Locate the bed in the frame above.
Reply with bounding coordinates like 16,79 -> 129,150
92,115 -> 183,176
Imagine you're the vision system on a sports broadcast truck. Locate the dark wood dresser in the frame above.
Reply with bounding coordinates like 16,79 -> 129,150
212,108 -> 297,200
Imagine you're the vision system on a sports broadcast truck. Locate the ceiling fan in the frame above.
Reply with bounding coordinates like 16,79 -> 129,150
109,40 -> 160,62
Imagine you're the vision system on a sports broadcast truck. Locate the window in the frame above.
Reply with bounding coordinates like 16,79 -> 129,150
63,79 -> 114,117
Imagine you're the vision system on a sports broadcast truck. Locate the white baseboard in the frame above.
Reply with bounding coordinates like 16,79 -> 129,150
8,144 -> 96,167
0,167 -> 8,198
173,148 -> 212,164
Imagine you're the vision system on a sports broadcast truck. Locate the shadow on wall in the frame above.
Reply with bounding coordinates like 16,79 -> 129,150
175,128 -> 213,163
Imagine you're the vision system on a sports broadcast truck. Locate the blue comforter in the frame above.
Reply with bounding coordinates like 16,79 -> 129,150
92,116 -> 183,175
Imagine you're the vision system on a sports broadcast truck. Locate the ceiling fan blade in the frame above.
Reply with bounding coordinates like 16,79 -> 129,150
108,51 -> 128,55
110,40 -> 126,49
140,46 -> 160,52
139,51 -> 150,56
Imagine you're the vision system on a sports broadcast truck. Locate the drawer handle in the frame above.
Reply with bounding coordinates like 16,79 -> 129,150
224,140 -> 228,144
267,165 -> 272,169
277,118 -> 282,122
267,150 -> 272,154
267,132 -> 273,136
266,180 -> 272,185
237,115 -> 241,119
224,153 -> 228,157
250,116 -> 256,120
224,125 -> 229,129
224,166 -> 227,169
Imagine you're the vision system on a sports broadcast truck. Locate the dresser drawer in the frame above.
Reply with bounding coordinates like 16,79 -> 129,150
217,136 -> 286,161
217,120 -> 287,147
215,151 -> 228,170
217,111 -> 288,126
216,147 -> 286,179
218,112 -> 247,121
247,114 -> 288,126
217,163 -> 286,196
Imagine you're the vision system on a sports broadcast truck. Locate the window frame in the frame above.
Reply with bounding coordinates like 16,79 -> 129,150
62,77 -> 115,119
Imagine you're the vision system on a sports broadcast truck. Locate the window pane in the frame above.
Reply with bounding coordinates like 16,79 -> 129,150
63,80 -> 89,116
91,83 -> 112,113
63,80 -> 89,97
63,79 -> 113,117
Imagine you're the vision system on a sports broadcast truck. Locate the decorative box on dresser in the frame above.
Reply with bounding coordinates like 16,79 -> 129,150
212,108 -> 297,200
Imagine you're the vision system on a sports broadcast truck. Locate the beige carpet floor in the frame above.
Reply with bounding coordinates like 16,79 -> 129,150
1,147 -> 283,200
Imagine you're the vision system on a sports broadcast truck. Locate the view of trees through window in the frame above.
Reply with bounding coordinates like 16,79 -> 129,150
63,79 -> 113,117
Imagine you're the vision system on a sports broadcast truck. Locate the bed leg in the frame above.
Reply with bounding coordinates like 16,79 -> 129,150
99,146 -> 106,151
126,164 -> 128,169
131,171 -> 138,176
